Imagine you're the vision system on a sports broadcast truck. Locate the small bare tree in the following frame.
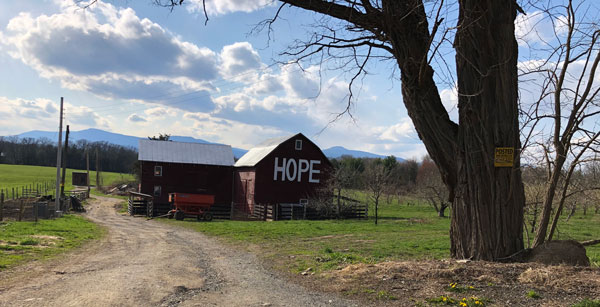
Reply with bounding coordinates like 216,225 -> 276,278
518,0 -> 600,247
415,156 -> 449,217
363,159 -> 391,225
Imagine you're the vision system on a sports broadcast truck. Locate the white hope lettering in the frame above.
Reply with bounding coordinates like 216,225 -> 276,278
273,157 -> 321,183
273,157 -> 286,181
309,160 -> 321,183
286,159 -> 297,181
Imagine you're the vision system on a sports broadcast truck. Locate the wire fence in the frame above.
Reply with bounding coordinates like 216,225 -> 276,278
0,181 -> 90,222
0,181 -> 56,201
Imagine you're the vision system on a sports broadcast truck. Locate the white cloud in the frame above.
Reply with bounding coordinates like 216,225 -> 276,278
554,15 -> 570,36
0,96 -> 108,135
183,112 -> 211,121
128,114 -> 147,122
439,86 -> 458,122
514,11 -> 555,46
220,42 -> 262,80
378,119 -> 416,142
1,0 -> 218,104
186,0 -> 274,16
144,107 -> 178,117
249,73 -> 284,95
183,111 -> 284,149
281,64 -> 321,99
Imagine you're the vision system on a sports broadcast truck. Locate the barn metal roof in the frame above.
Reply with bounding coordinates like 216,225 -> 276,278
138,139 -> 234,166
234,134 -> 296,167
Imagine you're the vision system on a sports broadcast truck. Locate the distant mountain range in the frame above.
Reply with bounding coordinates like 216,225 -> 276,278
10,128 -> 403,161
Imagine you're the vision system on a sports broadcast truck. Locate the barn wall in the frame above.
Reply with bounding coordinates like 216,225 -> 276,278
234,169 -> 256,213
140,161 -> 233,205
253,134 -> 331,205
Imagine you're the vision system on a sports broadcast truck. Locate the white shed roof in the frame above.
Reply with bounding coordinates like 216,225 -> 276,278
138,139 -> 234,166
234,135 -> 294,167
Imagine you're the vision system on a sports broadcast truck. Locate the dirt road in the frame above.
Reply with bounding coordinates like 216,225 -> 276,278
0,196 -> 357,307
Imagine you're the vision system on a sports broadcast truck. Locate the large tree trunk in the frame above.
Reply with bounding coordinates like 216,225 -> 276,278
449,0 -> 525,260
381,0 -> 524,260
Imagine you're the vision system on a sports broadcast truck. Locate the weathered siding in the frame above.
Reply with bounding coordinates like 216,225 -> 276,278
234,169 -> 256,213
140,161 -> 233,205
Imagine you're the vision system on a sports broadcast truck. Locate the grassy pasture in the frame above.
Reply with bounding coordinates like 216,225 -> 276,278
164,196 -> 451,273
164,192 -> 600,274
0,164 -> 134,196
0,215 -> 104,270
0,164 -> 130,270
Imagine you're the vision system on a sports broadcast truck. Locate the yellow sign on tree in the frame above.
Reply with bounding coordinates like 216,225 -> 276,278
494,147 -> 514,167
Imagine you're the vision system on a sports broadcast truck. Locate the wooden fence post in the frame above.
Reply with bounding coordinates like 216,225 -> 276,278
230,202 -> 234,220
18,199 -> 24,222
303,204 -> 307,220
34,202 -> 38,223
0,191 -> 4,221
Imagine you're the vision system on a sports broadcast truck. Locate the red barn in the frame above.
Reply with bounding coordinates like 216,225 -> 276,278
138,139 -> 234,215
234,133 -> 331,215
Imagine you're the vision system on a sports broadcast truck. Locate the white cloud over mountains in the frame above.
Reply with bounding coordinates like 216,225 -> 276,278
0,96 -> 109,135
0,0 -> 427,158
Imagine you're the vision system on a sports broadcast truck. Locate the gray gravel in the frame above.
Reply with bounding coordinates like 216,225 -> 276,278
0,195 -> 358,307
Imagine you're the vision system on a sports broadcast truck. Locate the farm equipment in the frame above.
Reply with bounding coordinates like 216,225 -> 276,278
168,193 -> 215,221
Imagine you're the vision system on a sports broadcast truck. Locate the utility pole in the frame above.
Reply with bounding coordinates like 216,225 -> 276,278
60,125 -> 70,198
86,148 -> 90,196
95,148 -> 100,191
55,97 -> 64,213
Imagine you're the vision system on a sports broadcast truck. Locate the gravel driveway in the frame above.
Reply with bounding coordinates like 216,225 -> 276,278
0,195 -> 357,307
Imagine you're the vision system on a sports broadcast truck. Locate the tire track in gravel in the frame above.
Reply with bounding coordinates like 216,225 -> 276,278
0,195 -> 358,307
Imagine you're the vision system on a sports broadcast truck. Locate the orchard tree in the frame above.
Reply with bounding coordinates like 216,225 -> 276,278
416,156 -> 449,218
517,0 -> 600,247
147,0 -> 526,260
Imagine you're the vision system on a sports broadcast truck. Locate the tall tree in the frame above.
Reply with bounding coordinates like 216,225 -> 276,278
152,0 -> 526,260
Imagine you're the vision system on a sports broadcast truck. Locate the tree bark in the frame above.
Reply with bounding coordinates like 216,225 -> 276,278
450,0 -> 525,259
532,155 -> 565,246
438,204 -> 447,218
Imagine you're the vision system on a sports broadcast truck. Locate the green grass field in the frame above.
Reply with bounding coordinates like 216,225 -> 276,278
163,196 -> 451,273
0,215 -> 104,270
163,192 -> 600,273
0,164 -> 131,270
0,164 -> 134,197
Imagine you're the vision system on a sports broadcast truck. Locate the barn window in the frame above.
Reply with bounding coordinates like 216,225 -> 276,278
153,185 -> 161,197
154,165 -> 162,176
295,139 -> 302,150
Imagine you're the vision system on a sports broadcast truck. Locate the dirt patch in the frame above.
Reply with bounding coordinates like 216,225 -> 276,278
527,240 -> 590,266
290,260 -> 600,306
30,235 -> 62,241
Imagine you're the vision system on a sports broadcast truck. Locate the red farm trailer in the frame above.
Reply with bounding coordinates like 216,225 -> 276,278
168,193 -> 215,221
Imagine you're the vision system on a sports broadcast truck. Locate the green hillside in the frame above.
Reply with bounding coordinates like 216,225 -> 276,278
0,164 -> 134,197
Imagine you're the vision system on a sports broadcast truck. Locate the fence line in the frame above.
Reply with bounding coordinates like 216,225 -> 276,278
0,181 -> 56,201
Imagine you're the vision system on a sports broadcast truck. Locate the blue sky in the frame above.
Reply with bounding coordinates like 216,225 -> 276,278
0,0 -> 428,158
1,1 -> 596,161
